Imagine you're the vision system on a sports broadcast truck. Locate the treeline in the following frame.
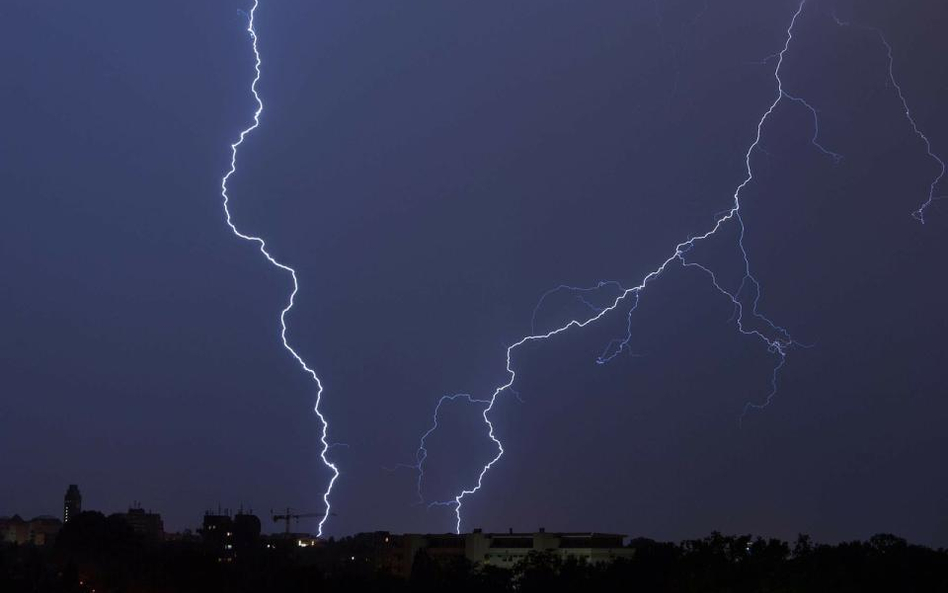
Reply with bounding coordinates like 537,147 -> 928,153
409,533 -> 948,593
1,514 -> 946,592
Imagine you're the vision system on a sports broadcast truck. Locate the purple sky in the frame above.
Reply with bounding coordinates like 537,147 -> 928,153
2,0 -> 947,545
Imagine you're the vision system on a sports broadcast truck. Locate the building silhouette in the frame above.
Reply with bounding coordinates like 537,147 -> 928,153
113,506 -> 164,542
200,509 -> 261,562
63,484 -> 81,523
0,515 -> 62,546
27,516 -> 62,546
0,515 -> 29,544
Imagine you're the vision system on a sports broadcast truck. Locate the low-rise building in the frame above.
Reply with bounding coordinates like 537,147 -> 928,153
0,515 -> 62,546
27,516 -> 62,546
0,515 -> 29,544
469,528 -> 633,568
114,507 -> 164,542
352,529 -> 633,576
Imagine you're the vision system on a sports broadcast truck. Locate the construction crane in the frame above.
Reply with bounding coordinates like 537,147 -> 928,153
270,508 -> 335,536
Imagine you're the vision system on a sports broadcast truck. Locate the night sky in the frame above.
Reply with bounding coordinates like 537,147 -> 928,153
3,0 -> 947,545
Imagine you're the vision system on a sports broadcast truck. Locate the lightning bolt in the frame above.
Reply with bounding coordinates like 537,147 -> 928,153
220,1 -> 338,537
409,0 -> 854,534
831,11 -> 946,223
387,394 -> 492,505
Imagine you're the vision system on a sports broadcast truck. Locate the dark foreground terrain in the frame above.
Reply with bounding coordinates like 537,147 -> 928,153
3,513 -> 946,592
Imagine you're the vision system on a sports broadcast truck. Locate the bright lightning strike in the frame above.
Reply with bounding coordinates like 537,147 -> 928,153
220,1 -> 338,537
830,11 -> 946,223
409,0 -> 858,534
